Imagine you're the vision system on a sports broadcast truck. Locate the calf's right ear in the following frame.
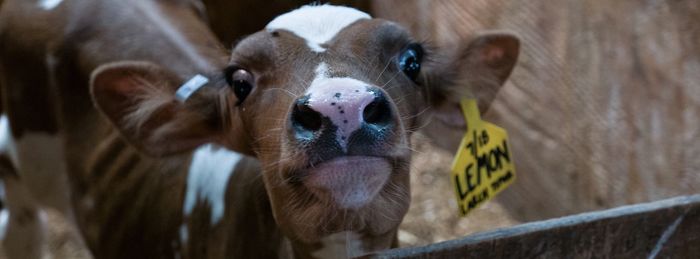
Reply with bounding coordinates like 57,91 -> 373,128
90,61 -> 229,157
420,32 -> 520,152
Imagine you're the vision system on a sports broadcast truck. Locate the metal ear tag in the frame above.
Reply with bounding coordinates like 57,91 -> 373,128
175,74 -> 209,102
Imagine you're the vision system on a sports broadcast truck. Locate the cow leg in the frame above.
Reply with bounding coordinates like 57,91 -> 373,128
0,163 -> 49,259
0,115 -> 92,259
0,45 -> 91,258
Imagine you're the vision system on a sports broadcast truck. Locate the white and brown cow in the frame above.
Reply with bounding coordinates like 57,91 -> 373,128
0,1 -> 519,258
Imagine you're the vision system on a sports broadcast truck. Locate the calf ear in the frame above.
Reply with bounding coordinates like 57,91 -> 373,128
430,32 -> 520,112
90,61 -> 223,157
421,32 -> 520,151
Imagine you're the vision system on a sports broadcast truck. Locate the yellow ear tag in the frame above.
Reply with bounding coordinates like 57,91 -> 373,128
451,99 -> 516,216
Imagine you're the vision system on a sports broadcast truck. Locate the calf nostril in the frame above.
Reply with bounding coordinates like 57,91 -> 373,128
292,97 -> 323,132
363,93 -> 391,126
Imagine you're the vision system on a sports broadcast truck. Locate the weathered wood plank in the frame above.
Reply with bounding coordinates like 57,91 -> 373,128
366,195 -> 700,258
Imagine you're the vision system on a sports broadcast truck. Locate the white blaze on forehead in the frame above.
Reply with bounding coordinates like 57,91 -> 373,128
38,0 -> 63,10
183,144 -> 242,224
266,5 -> 371,52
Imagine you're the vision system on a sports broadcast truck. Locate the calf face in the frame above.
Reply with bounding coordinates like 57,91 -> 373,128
90,4 -> 519,255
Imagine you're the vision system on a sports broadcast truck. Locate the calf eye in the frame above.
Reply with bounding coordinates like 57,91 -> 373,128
225,67 -> 254,104
398,43 -> 423,82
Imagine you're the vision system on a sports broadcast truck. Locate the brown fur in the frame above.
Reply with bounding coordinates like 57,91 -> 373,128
0,1 -> 519,258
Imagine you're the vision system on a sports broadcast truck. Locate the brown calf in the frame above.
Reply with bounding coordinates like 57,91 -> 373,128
0,1 -> 519,258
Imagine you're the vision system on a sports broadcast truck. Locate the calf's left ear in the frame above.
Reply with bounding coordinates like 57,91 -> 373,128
90,61 -> 225,157
420,32 -> 520,151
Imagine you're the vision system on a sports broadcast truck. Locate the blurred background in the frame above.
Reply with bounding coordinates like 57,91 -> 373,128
1,0 -> 698,256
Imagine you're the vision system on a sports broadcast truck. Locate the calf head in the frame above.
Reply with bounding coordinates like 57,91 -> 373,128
90,5 -> 519,256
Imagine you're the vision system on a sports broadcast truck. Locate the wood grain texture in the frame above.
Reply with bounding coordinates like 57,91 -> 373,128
366,195 -> 700,258
373,0 -> 700,221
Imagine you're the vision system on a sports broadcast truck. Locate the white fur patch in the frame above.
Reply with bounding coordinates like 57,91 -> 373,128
38,0 -> 63,10
266,5 -> 371,52
0,115 -> 18,166
183,144 -> 242,224
314,62 -> 330,78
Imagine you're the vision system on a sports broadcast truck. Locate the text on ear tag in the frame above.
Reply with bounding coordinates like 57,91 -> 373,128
175,74 -> 209,102
450,99 -> 516,216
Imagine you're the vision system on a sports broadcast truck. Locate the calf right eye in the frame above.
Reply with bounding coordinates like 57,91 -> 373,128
225,67 -> 254,105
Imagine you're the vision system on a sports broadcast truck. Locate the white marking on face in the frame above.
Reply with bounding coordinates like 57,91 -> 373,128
266,5 -> 371,52
312,231 -> 366,259
38,0 -> 63,10
314,62 -> 330,78
183,144 -> 242,224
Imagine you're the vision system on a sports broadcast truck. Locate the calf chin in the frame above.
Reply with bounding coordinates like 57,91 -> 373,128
263,154 -> 410,246
303,156 -> 392,210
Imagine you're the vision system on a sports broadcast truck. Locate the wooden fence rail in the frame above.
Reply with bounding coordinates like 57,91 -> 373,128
366,195 -> 700,258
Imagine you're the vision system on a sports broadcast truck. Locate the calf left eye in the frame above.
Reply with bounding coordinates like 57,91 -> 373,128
398,43 -> 423,82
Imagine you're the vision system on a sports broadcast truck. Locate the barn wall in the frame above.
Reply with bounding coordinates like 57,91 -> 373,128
373,0 -> 700,221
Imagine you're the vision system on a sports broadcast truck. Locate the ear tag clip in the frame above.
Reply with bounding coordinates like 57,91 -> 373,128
451,99 -> 516,216
175,74 -> 209,102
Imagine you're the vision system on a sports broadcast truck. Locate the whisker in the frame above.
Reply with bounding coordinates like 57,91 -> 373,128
264,87 -> 298,99
375,58 -> 394,83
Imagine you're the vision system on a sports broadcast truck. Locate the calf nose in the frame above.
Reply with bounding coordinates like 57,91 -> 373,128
291,78 -> 392,148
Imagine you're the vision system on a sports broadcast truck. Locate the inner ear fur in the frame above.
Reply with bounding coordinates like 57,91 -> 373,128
90,61 -> 224,157
427,31 -> 520,113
